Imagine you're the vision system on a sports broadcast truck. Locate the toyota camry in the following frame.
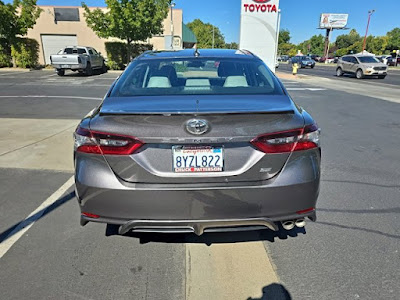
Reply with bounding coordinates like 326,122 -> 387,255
74,49 -> 321,235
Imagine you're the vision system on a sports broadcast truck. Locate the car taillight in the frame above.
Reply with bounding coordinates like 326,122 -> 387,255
74,126 -> 143,155
78,57 -> 82,64
251,123 -> 320,154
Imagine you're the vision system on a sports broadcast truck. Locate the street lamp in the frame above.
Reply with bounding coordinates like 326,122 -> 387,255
362,10 -> 375,53
170,2 -> 176,50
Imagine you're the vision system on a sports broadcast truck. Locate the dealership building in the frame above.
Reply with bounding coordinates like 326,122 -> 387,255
26,6 -> 197,65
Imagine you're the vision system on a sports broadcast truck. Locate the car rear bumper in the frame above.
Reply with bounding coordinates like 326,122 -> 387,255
52,63 -> 85,70
75,149 -> 321,233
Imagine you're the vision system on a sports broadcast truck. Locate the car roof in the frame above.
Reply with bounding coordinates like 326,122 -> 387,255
137,49 -> 258,60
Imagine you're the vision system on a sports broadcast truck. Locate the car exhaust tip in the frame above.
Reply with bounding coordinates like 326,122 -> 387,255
295,218 -> 306,228
281,220 -> 295,230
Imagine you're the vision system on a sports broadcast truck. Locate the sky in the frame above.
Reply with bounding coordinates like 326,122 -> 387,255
19,0 -> 400,44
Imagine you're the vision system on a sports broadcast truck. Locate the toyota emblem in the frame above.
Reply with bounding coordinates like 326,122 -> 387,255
185,119 -> 209,135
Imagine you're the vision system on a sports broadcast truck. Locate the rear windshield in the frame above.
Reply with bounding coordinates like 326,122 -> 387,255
358,56 -> 379,63
62,48 -> 87,55
110,58 -> 284,97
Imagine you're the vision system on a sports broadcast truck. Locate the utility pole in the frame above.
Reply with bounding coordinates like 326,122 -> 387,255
362,10 -> 375,53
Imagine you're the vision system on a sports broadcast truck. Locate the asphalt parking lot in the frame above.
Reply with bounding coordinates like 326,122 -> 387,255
0,69 -> 399,300
278,62 -> 400,87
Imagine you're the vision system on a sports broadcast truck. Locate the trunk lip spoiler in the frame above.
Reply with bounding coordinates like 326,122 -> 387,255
99,110 -> 295,116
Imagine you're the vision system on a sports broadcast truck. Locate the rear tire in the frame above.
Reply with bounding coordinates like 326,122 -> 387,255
311,65 -> 314,69
85,63 -> 93,76
56,69 -> 65,76
336,67 -> 343,77
101,61 -> 108,73
356,69 -> 364,79
378,75 -> 386,79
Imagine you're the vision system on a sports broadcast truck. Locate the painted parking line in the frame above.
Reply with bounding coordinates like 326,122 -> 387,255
0,176 -> 74,258
0,95 -> 102,101
286,88 -> 326,91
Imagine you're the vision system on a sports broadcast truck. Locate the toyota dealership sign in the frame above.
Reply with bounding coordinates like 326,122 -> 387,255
239,0 -> 280,71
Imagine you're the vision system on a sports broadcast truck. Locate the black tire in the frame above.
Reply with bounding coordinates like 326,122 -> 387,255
85,63 -> 93,76
336,67 -> 343,77
378,75 -> 386,79
56,69 -> 65,76
311,65 -> 315,69
101,61 -> 108,73
356,69 -> 364,79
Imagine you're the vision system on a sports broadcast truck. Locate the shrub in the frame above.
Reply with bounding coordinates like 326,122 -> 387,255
105,42 -> 153,70
11,38 -> 39,68
0,39 -> 12,67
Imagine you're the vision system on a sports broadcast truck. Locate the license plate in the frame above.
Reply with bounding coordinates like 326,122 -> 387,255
378,71 -> 384,74
172,146 -> 224,173
61,64 -> 70,68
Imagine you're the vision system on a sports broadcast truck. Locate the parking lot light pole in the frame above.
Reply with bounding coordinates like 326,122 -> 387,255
362,10 -> 375,53
170,2 -> 176,50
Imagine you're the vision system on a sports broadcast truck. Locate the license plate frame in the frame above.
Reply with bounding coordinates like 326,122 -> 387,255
172,146 -> 224,173
61,64 -> 71,68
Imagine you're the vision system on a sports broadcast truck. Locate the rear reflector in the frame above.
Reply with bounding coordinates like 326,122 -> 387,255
251,123 -> 320,154
296,207 -> 315,215
82,212 -> 100,218
74,126 -> 143,155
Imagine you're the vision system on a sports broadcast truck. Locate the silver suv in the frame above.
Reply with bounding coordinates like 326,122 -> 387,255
336,55 -> 388,79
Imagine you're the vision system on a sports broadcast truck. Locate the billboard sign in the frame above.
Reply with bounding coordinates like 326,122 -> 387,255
239,0 -> 280,72
319,13 -> 349,29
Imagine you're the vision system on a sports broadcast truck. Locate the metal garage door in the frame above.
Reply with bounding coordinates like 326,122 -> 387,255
41,35 -> 78,65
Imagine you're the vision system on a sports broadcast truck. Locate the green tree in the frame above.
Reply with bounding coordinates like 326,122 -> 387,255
82,0 -> 171,63
224,42 -> 238,49
278,29 -> 290,45
279,42 -> 296,56
365,35 -> 388,55
335,29 -> 362,49
386,27 -> 400,51
278,29 -> 296,55
297,34 -> 324,56
186,19 -> 225,48
0,0 -> 42,67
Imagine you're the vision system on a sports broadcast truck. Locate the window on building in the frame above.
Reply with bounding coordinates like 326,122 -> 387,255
54,8 -> 80,22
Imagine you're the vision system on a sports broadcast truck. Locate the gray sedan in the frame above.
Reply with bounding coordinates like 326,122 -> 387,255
74,49 -> 321,235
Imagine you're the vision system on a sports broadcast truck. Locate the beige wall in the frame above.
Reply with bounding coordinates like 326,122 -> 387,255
26,6 -> 183,65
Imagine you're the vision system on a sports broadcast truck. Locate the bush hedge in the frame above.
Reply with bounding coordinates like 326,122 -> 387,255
10,38 -> 39,68
0,39 -> 12,67
105,42 -> 153,70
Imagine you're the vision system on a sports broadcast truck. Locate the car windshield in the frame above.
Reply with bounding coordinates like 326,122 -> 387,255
358,56 -> 379,63
110,58 -> 284,97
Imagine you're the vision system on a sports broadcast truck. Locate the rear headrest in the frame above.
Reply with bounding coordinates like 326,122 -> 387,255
217,62 -> 244,77
147,76 -> 171,88
223,76 -> 248,87
159,65 -> 178,83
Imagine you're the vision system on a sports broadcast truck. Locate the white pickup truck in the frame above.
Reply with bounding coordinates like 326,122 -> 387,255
50,46 -> 107,76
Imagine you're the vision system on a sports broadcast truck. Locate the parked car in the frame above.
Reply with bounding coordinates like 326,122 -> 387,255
279,55 -> 289,62
386,56 -> 400,66
336,54 -> 388,79
74,49 -> 321,235
376,55 -> 392,65
291,56 -> 316,68
309,54 -> 321,62
50,46 -> 107,76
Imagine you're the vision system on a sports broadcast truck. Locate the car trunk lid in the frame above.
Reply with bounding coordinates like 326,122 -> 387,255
90,95 -> 304,184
